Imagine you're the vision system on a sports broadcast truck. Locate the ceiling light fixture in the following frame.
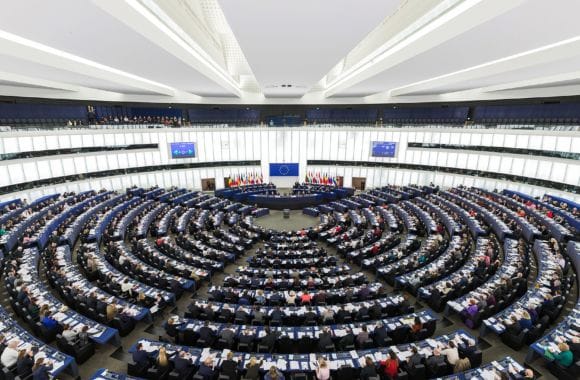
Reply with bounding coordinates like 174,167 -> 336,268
126,0 -> 242,96
0,28 -> 175,95
323,0 -> 486,97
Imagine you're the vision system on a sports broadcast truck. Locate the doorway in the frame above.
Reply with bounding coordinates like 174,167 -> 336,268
352,177 -> 366,190
201,178 -> 216,191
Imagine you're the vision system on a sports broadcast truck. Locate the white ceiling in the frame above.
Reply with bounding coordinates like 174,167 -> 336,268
218,0 -> 401,97
0,0 -> 579,104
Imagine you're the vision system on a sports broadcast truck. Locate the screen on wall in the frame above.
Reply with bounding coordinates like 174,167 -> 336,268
371,141 -> 397,157
269,163 -> 299,176
170,142 -> 196,159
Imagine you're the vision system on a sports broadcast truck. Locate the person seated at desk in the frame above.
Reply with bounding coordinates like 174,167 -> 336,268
404,346 -> 424,374
121,279 -> 133,297
359,356 -> 378,380
27,298 -> 40,320
198,320 -> 217,345
454,357 -> 471,373
379,350 -> 399,380
203,303 -> 216,320
156,347 -> 172,373
260,326 -> 278,351
61,324 -> 78,345
220,351 -> 239,380
106,303 -> 118,322
318,327 -> 334,351
335,305 -> 350,323
304,306 -> 317,324
1,340 -> 19,368
426,348 -> 445,374
264,365 -> 285,380
301,292 -> 313,305
252,306 -> 265,325
41,311 -> 60,333
16,348 -> 34,378
132,343 -> 150,368
220,323 -> 236,346
255,289 -> 266,304
197,356 -> 215,380
244,357 -> 263,380
31,357 -> 52,380
286,291 -> 297,305
518,310 -> 533,330
321,307 -> 334,323
221,305 -> 234,322
356,325 -> 370,347
338,327 -> 355,351
462,299 -> 479,328
411,316 -> 423,335
313,357 -> 331,380
269,306 -> 285,323
234,306 -> 250,324
544,342 -> 574,368
441,340 -> 459,366
173,350 -> 193,378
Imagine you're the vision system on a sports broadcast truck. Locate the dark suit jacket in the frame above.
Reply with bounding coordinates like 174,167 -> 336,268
17,355 -> 33,377
505,322 -> 522,336
261,332 -> 278,349
338,333 -> 355,350
318,332 -> 333,350
174,357 -> 192,377
197,363 -> 215,380
220,329 -> 235,344
360,365 -> 377,380
198,326 -> 216,342
132,350 -> 150,367
373,326 -> 388,344
426,354 -> 445,373
304,311 -> 317,322
220,359 -> 238,380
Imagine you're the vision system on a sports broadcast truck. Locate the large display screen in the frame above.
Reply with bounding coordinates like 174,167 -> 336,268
170,142 -> 196,159
371,141 -> 397,157
269,163 -> 299,176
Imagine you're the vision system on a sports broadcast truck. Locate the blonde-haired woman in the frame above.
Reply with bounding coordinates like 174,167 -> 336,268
315,357 -> 330,380
157,346 -> 170,370
106,303 -> 117,322
519,310 -> 532,330
544,342 -> 573,367
244,356 -> 263,380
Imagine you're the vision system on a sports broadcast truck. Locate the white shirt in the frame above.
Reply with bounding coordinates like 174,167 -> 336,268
121,282 -> 133,293
62,329 -> 77,344
441,347 -> 459,365
1,347 -> 18,367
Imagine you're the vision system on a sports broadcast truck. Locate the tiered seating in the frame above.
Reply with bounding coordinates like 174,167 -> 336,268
447,239 -> 529,328
165,309 -> 437,353
0,184 -> 575,380
127,330 -> 479,379
527,240 -> 579,379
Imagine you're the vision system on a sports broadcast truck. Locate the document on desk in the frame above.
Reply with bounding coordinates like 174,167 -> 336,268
349,350 -> 358,359
426,338 -> 438,348
277,358 -> 287,370
290,361 -> 300,370
200,348 -> 212,361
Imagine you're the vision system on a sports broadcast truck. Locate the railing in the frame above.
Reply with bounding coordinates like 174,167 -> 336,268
1,121 -> 579,132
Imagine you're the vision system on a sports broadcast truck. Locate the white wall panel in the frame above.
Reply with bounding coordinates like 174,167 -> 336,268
0,127 -> 577,202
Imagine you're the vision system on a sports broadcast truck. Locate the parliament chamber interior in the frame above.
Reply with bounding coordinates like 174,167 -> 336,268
0,1 -> 579,380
